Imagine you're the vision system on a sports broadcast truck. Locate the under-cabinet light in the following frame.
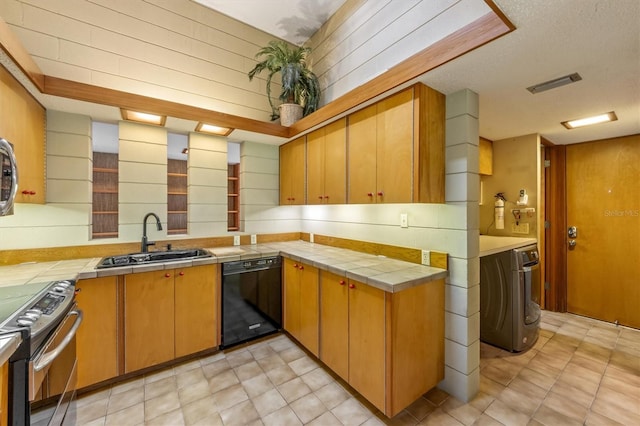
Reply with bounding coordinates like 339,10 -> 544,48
561,111 -> 617,129
120,109 -> 166,126
195,122 -> 233,136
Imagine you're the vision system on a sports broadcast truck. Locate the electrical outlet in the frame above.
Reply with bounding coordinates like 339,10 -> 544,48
310,233 -> 314,243
250,234 -> 257,244
511,223 -> 530,234
400,213 -> 408,228
233,235 -> 240,245
421,250 -> 430,266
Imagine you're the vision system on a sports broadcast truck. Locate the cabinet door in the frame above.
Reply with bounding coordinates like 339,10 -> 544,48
279,137 -> 305,205
348,104 -> 377,204
0,65 -> 45,204
75,277 -> 119,388
306,128 -> 326,204
348,279 -> 386,412
298,263 -> 319,356
283,259 -> 301,338
175,265 -> 217,357
376,89 -> 413,203
124,270 -> 175,373
319,271 -> 348,381
323,118 -> 347,204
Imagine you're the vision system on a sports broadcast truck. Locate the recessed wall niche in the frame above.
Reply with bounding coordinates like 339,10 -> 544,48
92,122 -> 119,239
228,142 -> 240,231
167,133 -> 188,235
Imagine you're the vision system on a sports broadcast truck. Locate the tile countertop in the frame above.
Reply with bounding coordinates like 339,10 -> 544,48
0,241 -> 448,293
479,235 -> 537,257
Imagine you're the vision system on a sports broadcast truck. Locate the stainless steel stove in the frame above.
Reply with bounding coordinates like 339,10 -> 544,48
0,279 -> 82,426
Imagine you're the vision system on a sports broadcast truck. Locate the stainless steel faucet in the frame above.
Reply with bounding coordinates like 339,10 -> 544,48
141,212 -> 163,252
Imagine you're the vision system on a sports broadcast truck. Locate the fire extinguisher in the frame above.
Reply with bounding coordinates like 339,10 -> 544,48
494,192 -> 506,229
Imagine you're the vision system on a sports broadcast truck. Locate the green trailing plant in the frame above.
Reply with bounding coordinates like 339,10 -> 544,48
248,40 -> 321,121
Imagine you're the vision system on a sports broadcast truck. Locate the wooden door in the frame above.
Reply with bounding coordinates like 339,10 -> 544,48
348,104 -> 377,204
348,279 -> 385,412
298,263 -> 319,356
319,271 -> 349,381
376,89 -> 413,203
124,270 -> 175,372
175,265 -> 217,357
306,127 -> 325,204
75,277 -> 119,388
283,259 -> 301,339
566,135 -> 640,328
323,118 -> 347,204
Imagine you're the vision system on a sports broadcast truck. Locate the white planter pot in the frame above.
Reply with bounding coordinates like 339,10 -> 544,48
279,103 -> 303,126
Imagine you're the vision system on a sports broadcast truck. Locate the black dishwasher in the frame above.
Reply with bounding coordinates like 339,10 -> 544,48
221,256 -> 282,348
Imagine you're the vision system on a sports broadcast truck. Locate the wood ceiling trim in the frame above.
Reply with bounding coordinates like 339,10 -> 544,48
0,17 -> 45,91
287,8 -> 514,137
1,2 -> 513,140
43,76 -> 290,137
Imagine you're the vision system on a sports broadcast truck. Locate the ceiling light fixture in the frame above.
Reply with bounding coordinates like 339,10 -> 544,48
526,72 -> 582,94
561,111 -> 617,129
120,109 -> 166,126
195,122 -> 233,136
181,148 -> 189,154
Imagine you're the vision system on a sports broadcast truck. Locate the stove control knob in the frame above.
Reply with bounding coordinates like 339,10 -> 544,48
24,312 -> 40,320
26,309 -> 42,316
56,281 -> 71,289
53,286 -> 66,293
16,317 -> 34,326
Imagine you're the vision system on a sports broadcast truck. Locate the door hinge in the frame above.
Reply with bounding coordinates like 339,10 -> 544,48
544,221 -> 551,229
544,160 -> 551,168
544,281 -> 550,290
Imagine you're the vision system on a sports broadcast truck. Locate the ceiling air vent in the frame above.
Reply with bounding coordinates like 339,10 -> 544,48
526,73 -> 582,94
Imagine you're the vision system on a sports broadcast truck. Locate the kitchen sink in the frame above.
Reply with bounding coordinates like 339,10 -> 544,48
96,248 -> 212,268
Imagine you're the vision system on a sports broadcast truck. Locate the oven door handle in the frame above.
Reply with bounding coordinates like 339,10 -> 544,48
33,309 -> 83,372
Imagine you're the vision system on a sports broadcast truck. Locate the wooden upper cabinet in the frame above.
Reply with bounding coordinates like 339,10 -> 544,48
479,137 -> 493,175
376,89 -> 413,203
279,136 -> 305,205
347,104 -> 378,204
306,118 -> 346,204
348,84 -> 445,204
0,65 -> 45,203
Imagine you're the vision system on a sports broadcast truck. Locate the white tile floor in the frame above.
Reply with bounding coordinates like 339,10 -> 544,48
74,310 -> 640,425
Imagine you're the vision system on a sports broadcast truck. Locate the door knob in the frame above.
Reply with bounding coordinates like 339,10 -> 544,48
568,239 -> 577,248
568,226 -> 578,238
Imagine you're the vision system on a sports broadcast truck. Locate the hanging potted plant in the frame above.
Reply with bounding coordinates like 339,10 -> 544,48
248,40 -> 321,126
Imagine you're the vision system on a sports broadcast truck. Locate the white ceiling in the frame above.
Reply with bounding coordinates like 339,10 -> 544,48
193,0 -> 347,46
198,0 -> 640,145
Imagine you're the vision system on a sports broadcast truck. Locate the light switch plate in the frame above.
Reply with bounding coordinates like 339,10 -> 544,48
250,234 -> 257,244
400,213 -> 408,228
233,235 -> 240,245
310,233 -> 314,243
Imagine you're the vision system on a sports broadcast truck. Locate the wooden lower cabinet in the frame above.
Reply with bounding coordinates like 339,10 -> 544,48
283,259 -> 319,356
319,274 -> 445,418
174,265 -> 217,357
75,276 -> 119,388
124,270 -> 175,373
125,265 -> 218,373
